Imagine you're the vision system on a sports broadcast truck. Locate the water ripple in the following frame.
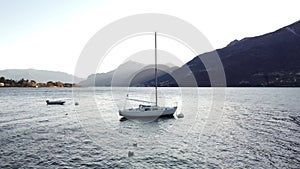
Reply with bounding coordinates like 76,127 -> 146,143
0,88 -> 299,168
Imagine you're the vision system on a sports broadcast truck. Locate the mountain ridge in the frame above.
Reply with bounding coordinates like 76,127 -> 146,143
0,69 -> 83,83
144,20 -> 300,87
79,61 -> 179,87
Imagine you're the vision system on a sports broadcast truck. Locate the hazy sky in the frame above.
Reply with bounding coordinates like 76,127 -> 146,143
0,0 -> 299,77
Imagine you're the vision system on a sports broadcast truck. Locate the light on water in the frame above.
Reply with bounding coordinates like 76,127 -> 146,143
0,87 -> 299,168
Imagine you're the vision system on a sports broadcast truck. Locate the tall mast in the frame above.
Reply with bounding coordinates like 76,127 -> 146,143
155,32 -> 158,106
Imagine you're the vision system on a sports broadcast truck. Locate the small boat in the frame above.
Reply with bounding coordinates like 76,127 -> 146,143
119,32 -> 177,118
46,100 -> 65,105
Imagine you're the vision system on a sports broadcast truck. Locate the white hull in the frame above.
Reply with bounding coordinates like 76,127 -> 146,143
119,105 -> 177,118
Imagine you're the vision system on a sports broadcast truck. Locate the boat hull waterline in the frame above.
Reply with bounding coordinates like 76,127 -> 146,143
119,105 -> 177,118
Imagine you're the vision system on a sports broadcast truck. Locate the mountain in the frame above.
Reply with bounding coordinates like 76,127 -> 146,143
0,69 -> 83,83
130,65 -> 178,87
79,61 -> 178,87
80,61 -> 144,86
147,20 -> 300,87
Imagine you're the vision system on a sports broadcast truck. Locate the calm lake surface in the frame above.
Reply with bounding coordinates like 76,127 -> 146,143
0,87 -> 299,168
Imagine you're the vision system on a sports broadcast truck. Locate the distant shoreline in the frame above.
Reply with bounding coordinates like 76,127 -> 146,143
0,77 -> 79,88
0,86 -> 299,88
1,76 -> 299,88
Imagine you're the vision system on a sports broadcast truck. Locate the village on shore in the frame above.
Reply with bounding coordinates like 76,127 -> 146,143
0,77 -> 78,88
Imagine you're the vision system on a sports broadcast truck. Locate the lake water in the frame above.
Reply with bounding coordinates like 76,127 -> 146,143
0,87 -> 299,168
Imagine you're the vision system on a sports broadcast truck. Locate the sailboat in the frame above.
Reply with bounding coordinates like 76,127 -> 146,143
118,32 -> 177,118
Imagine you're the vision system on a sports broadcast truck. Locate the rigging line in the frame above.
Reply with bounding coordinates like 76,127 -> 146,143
155,32 -> 158,106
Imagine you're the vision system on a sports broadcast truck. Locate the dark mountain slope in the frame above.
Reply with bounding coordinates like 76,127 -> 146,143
152,20 -> 300,87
